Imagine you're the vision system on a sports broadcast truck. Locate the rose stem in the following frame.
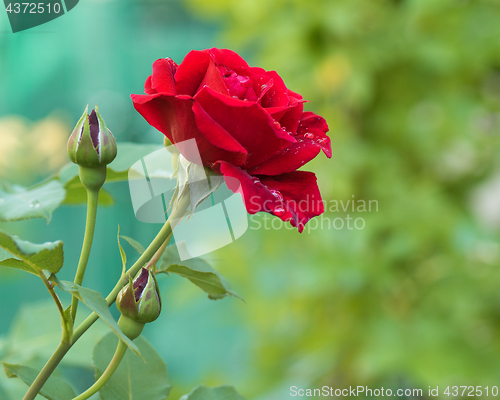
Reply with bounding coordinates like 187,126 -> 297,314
70,188 -> 100,322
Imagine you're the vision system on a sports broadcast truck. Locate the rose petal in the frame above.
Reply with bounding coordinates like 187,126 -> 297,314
144,76 -> 155,94
279,93 -> 304,134
247,111 -> 330,175
217,161 -> 275,214
131,93 -> 246,166
208,48 -> 250,69
260,172 -> 324,232
288,89 -> 304,101
193,86 -> 296,169
297,112 -> 331,157
199,58 -> 229,96
175,50 -> 211,96
232,66 -> 273,101
192,100 -> 248,163
261,71 -> 289,108
151,58 -> 178,95
218,161 -> 324,232
247,142 -> 321,176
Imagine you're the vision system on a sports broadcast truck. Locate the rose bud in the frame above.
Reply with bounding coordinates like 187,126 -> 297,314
67,106 -> 117,168
67,106 -> 117,191
116,268 -> 162,340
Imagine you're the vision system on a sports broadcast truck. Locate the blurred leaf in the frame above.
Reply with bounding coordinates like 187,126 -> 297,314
2,362 -> 76,400
93,333 -> 171,400
61,176 -> 114,206
0,180 -> 65,222
52,278 -> 140,356
180,385 -> 246,400
120,236 -> 145,255
0,231 -> 63,275
158,245 -> 243,301
4,301 -> 107,367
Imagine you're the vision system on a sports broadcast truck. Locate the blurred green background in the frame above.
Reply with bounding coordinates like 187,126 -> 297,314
1,0 -> 500,398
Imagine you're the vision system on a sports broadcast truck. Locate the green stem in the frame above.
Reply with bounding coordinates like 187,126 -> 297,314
22,341 -> 71,400
23,195 -> 189,400
72,340 -> 128,400
71,188 -> 99,322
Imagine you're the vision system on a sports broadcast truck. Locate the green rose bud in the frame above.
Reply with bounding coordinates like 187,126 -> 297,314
117,268 -> 162,340
67,106 -> 117,191
118,267 -> 162,321
67,106 -> 117,168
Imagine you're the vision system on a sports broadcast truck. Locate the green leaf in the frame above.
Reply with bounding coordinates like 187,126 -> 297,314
0,180 -> 65,222
0,231 -> 64,275
2,362 -> 76,400
52,278 -> 140,356
120,236 -> 145,255
158,246 -> 243,301
93,333 -> 171,400
180,385 -> 246,400
62,305 -> 74,339
57,142 -> 165,205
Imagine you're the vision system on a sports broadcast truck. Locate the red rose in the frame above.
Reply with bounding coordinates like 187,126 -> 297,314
131,48 -> 331,232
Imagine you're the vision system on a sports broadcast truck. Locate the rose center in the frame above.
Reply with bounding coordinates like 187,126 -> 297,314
219,67 -> 252,100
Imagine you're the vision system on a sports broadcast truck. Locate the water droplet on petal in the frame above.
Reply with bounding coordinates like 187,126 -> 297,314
274,206 -> 285,216
304,133 -> 315,140
270,189 -> 284,202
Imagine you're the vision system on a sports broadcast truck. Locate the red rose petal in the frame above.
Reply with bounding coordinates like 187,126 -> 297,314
208,48 -> 250,69
199,58 -> 229,96
175,50 -> 211,96
217,161 -> 275,214
288,89 -> 304,101
131,93 -> 247,166
297,112 -> 331,158
248,111 -> 330,175
144,75 -> 155,94
218,161 -> 324,232
261,71 -> 289,108
192,100 -> 248,162
279,93 -> 304,134
151,58 -> 178,95
260,171 -> 324,232
193,86 -> 296,169
247,142 -> 321,176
